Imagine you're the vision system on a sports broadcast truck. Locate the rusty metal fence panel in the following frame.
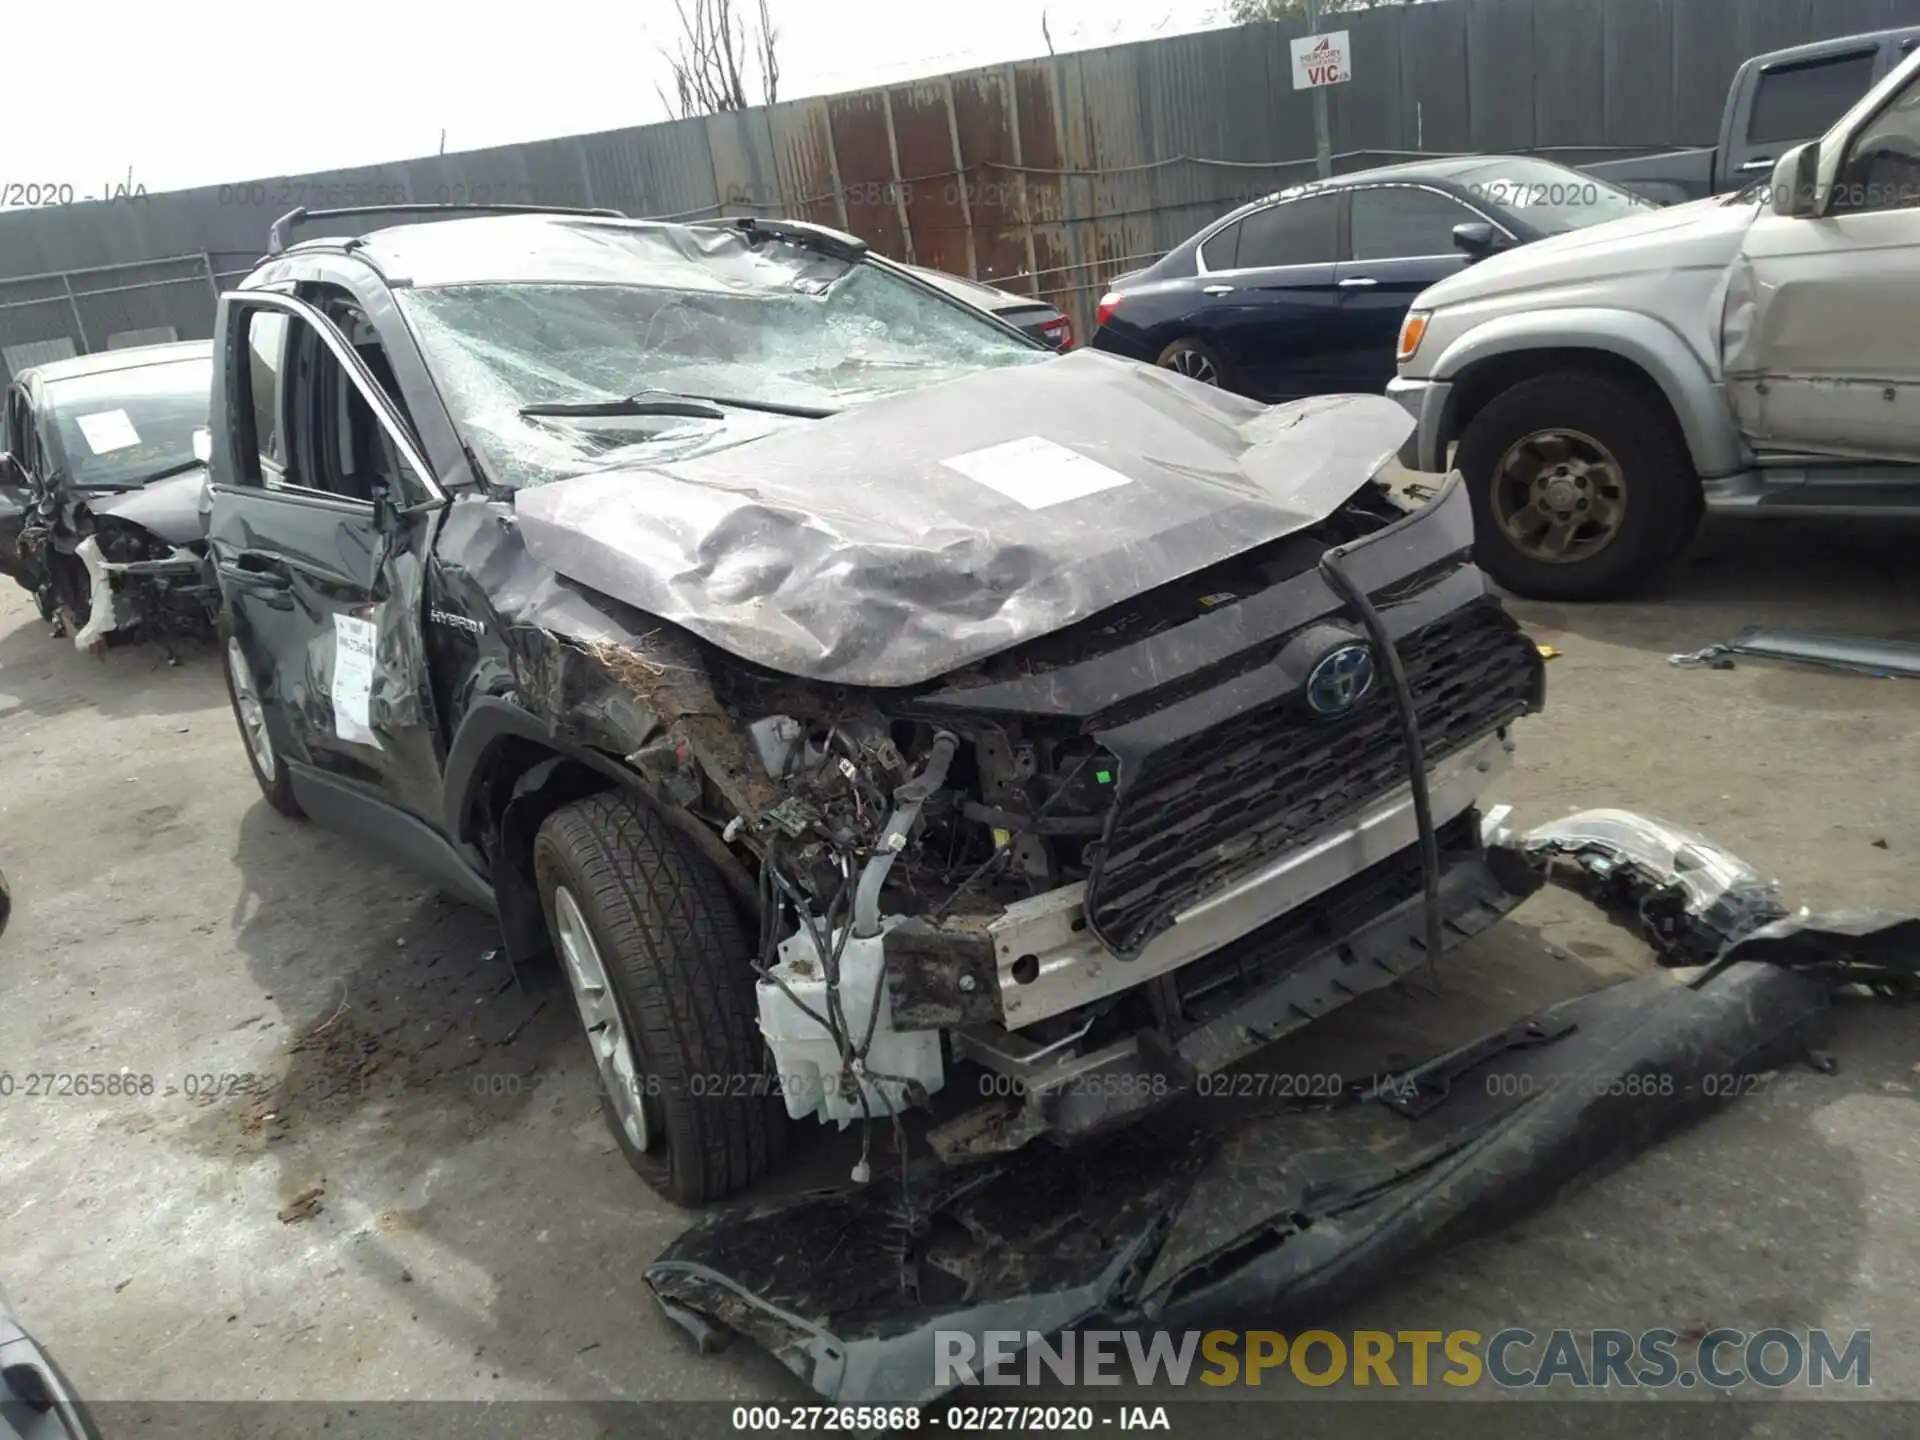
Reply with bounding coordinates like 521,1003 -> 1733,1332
3,0 -> 1916,355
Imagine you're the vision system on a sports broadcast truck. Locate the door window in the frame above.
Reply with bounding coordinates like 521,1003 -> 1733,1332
1199,220 -> 1243,271
1831,67 -> 1920,215
1233,193 -> 1340,268
243,311 -> 290,486
1349,187 -> 1484,260
235,304 -> 419,504
1748,52 -> 1876,146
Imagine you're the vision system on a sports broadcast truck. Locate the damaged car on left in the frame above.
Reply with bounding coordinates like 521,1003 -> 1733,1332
206,202 -> 1545,1209
1,341 -> 220,653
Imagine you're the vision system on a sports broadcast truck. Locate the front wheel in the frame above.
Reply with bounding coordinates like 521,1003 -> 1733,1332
1457,371 -> 1700,601
534,792 -> 786,1207
219,617 -> 303,819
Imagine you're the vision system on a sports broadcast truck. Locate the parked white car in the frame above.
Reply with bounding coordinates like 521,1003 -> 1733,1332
1390,42 -> 1920,600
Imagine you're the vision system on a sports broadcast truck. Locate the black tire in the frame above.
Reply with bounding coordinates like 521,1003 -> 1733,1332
534,791 -> 786,1206
1156,335 -> 1230,389
1458,370 -> 1699,601
218,615 -> 303,819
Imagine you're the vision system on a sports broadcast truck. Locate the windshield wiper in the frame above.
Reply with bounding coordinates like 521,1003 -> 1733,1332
520,388 -> 840,422
126,458 -> 207,487
520,389 -> 727,420
681,393 -> 840,419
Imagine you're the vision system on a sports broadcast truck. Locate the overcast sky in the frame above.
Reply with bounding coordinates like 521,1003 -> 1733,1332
14,1 -> 1229,198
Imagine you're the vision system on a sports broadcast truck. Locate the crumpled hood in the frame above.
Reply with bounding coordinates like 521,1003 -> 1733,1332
1420,195 -> 1758,311
511,349 -> 1412,687
87,466 -> 209,548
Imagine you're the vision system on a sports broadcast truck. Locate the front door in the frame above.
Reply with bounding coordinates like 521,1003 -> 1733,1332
1335,184 -> 1483,394
1728,60 -> 1920,460
207,292 -> 451,831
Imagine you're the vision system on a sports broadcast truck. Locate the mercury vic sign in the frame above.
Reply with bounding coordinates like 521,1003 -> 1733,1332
1290,30 -> 1351,90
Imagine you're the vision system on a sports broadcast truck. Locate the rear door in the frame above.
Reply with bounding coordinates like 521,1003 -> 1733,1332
1335,184 -> 1491,394
1728,55 -> 1920,459
1193,191 -> 1344,400
208,290 -> 452,825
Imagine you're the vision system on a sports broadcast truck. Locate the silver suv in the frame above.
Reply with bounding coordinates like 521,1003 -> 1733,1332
1391,44 -> 1920,600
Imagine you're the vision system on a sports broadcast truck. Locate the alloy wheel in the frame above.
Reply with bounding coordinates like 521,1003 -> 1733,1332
1490,428 -> 1628,564
552,885 -> 653,1152
1164,348 -> 1219,385
226,638 -> 277,779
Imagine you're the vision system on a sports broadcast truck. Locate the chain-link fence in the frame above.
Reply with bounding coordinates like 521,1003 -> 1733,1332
0,253 -> 258,384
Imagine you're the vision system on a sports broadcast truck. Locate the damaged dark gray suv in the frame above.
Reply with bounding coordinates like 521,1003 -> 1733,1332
208,204 -> 1545,1206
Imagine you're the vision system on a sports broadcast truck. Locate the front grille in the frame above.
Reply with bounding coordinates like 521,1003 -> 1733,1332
1085,602 -> 1540,956
1168,811 -> 1478,1028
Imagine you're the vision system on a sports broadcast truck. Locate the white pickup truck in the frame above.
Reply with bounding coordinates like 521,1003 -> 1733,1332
1389,41 -> 1920,600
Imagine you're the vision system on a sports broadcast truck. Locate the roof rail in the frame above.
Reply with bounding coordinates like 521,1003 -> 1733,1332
266,203 -> 626,255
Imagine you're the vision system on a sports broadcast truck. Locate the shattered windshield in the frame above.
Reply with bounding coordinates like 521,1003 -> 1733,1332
42,356 -> 212,490
397,244 -> 1052,489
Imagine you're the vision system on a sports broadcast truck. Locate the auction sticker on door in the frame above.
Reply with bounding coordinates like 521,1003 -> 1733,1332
331,613 -> 382,749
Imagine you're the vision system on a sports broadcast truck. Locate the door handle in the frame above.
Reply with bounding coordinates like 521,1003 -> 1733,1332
217,556 -> 291,591
1201,284 -> 1235,295
1338,276 -> 1379,288
1738,157 -> 1774,172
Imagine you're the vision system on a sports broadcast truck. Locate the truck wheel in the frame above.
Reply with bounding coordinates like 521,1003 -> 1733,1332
219,617 -> 303,819
1457,371 -> 1697,601
1157,336 -> 1229,388
534,791 -> 786,1207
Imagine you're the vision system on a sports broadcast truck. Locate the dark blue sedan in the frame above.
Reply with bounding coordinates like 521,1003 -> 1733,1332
1090,156 -> 1650,401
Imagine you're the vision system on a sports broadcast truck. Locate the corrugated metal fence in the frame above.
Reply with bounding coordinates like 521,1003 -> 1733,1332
4,0 -> 1920,378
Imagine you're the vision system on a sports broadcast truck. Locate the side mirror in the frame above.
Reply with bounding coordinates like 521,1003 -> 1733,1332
1451,221 -> 1503,260
191,428 -> 212,464
1771,141 -> 1823,217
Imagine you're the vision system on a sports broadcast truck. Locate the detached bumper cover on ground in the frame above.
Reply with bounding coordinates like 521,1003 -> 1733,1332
646,811 -> 1920,1405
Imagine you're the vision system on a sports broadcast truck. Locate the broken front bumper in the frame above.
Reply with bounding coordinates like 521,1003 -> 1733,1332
923,789 -> 1541,1161
649,810 -> 1920,1405
649,958 -> 1832,1406
69,537 -> 209,651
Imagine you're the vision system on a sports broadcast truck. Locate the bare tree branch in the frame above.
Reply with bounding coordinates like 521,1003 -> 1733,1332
662,0 -> 781,117
757,0 -> 780,106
